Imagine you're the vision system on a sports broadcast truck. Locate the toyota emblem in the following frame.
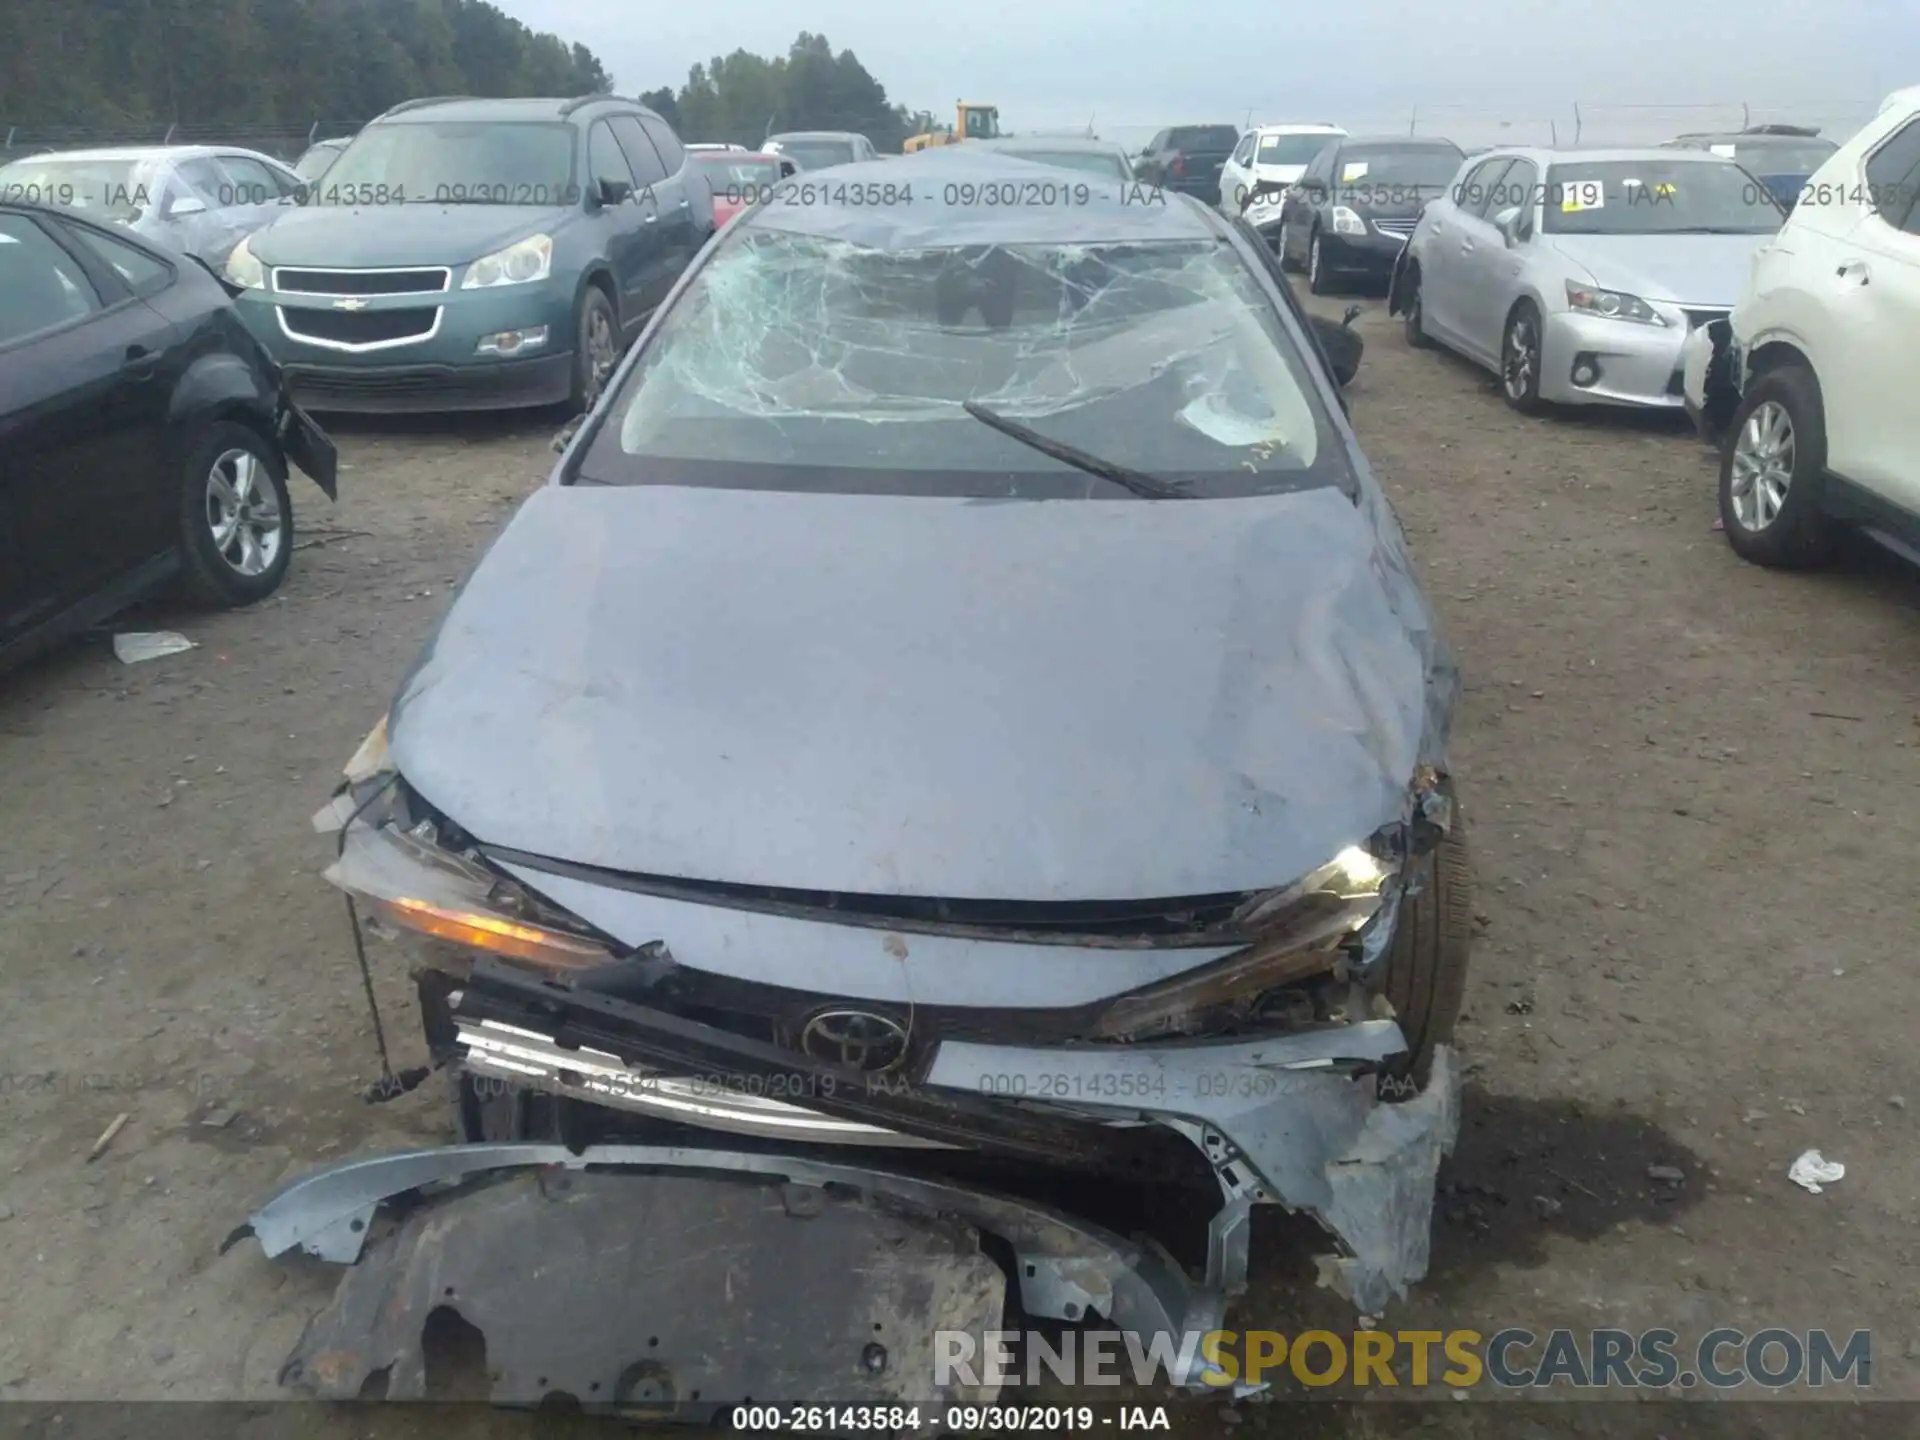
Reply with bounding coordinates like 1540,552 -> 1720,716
798,1009 -> 910,1072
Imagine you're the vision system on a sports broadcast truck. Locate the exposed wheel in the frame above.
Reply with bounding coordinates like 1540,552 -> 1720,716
569,284 -> 620,413
1402,268 -> 1433,349
1381,822 -> 1473,1086
1277,219 -> 1299,273
1308,230 -> 1335,295
177,421 -> 292,607
1500,302 -> 1544,413
1719,364 -> 1835,569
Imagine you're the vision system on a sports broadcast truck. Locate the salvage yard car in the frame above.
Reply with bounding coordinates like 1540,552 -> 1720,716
245,150 -> 1471,1408
1276,135 -> 1465,294
1390,146 -> 1783,413
225,94 -> 713,414
1683,88 -> 1920,571
1217,122 -> 1346,241
0,199 -> 336,676
0,144 -> 307,268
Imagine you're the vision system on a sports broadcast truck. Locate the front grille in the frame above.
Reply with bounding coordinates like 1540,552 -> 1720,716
279,306 -> 439,346
1373,218 -> 1417,238
274,267 -> 450,296
1682,307 -> 1731,330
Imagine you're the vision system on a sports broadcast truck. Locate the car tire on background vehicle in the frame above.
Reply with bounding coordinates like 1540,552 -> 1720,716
1307,230 -> 1334,295
1277,219 -> 1299,273
176,421 -> 294,608
1500,302 -> 1545,413
1718,364 -> 1835,569
1402,268 -> 1432,349
1381,822 -> 1473,1087
569,284 -> 620,413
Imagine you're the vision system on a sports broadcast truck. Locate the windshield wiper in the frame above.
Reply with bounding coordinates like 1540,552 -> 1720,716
961,401 -> 1192,500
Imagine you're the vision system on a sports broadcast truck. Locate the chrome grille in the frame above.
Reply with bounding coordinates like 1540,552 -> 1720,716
1373,218 -> 1417,238
277,305 -> 441,352
273,266 -> 450,297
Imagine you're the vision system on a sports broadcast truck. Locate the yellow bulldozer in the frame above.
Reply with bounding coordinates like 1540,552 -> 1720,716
904,102 -> 1002,153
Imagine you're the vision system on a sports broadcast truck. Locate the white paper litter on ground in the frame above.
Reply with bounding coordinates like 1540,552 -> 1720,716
1788,1149 -> 1845,1193
113,632 -> 196,664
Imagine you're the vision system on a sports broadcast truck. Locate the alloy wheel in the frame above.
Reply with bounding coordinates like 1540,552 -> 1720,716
1729,400 -> 1795,531
1309,235 -> 1322,287
584,306 -> 617,406
205,449 -> 282,577
1503,313 -> 1537,401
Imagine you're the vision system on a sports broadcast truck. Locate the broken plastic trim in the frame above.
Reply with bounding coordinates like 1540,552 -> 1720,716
233,1142 -> 1235,1389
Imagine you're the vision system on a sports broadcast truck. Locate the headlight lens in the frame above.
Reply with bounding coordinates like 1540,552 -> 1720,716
1091,844 -> 1399,1041
461,234 -> 553,289
1565,281 -> 1667,325
225,236 -> 265,289
1331,205 -> 1367,235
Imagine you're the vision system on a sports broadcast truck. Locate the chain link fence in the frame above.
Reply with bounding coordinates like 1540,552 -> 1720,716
1,121 -> 367,163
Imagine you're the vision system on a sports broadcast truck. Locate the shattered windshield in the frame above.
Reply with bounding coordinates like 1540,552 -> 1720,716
1543,160 -> 1784,234
578,226 -> 1343,500
310,123 -> 577,203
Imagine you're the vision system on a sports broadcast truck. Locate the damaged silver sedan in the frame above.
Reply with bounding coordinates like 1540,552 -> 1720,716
249,151 -> 1472,1409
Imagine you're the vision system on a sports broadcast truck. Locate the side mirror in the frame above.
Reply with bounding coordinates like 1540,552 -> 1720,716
779,159 -> 797,178
168,195 -> 208,217
595,177 -> 634,207
1493,206 -> 1525,245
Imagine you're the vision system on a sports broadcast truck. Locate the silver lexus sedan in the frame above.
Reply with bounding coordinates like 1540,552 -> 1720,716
1389,146 -> 1785,412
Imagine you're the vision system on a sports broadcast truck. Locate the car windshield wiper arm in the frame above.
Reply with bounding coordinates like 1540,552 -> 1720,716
961,401 -> 1192,500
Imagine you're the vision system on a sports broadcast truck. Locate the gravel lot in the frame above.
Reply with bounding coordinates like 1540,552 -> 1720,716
1,285 -> 1915,1428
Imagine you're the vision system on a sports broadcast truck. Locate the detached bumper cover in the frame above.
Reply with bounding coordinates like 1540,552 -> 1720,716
234,1143 -> 1231,1402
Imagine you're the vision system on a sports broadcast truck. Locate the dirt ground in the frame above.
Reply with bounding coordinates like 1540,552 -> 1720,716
1,284 -> 1915,1432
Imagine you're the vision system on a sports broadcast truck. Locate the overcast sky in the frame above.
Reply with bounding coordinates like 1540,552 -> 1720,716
498,0 -> 1903,146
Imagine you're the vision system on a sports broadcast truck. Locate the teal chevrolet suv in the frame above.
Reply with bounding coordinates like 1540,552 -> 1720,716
225,95 -> 714,413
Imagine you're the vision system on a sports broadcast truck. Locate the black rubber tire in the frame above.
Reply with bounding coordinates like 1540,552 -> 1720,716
1381,823 -> 1474,1086
568,283 -> 620,414
1276,219 -> 1300,273
1402,267 -> 1432,349
1307,230 -> 1335,295
1500,301 -> 1545,414
1718,364 -> 1836,570
176,420 -> 293,608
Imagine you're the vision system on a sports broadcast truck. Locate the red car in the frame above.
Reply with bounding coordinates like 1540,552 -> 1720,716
690,150 -> 798,228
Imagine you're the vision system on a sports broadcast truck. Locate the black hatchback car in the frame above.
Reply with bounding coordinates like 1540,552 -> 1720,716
1275,135 -> 1465,293
0,200 -> 336,676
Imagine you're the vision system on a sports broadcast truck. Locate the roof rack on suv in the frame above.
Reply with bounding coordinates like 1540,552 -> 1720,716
375,96 -> 478,119
1741,123 -> 1820,137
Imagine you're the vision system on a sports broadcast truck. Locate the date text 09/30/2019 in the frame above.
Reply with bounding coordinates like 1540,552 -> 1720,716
727,1405 -> 1171,1431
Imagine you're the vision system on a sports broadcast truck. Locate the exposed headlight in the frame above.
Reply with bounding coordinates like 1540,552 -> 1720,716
461,234 -> 553,289
1331,205 -> 1367,236
1565,281 -> 1667,325
1091,844 -> 1399,1042
225,236 -> 265,290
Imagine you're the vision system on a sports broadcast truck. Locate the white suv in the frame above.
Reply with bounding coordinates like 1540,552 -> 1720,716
1683,86 -> 1920,568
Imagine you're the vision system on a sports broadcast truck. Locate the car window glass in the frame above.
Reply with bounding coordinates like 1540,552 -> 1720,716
0,214 -> 100,345
640,116 -> 684,174
1865,119 -> 1920,227
174,156 -> 234,205
1497,160 -> 1539,234
588,121 -> 636,193
609,115 -> 668,187
1454,158 -> 1506,214
1232,134 -> 1256,166
64,223 -> 171,295
1147,131 -> 1168,153
215,154 -> 286,205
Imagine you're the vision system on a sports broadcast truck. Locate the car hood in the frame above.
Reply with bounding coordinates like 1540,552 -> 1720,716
248,204 -> 565,268
1545,232 -> 1774,307
388,482 -> 1452,902
1338,184 -> 1449,222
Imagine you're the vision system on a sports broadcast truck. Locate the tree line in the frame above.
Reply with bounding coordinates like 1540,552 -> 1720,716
0,0 -> 609,132
641,33 -> 933,153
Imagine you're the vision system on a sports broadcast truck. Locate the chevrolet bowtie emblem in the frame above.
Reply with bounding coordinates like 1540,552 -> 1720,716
332,297 -> 369,311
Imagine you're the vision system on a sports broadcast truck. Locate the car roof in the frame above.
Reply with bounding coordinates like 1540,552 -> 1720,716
1472,145 -> 1747,165
971,137 -> 1126,154
1252,123 -> 1345,135
767,130 -> 866,141
1,144 -> 281,164
743,149 -> 1226,247
690,149 -> 781,162
374,96 -> 645,124
0,196 -> 178,250
1671,130 -> 1831,144
1335,135 -> 1463,149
